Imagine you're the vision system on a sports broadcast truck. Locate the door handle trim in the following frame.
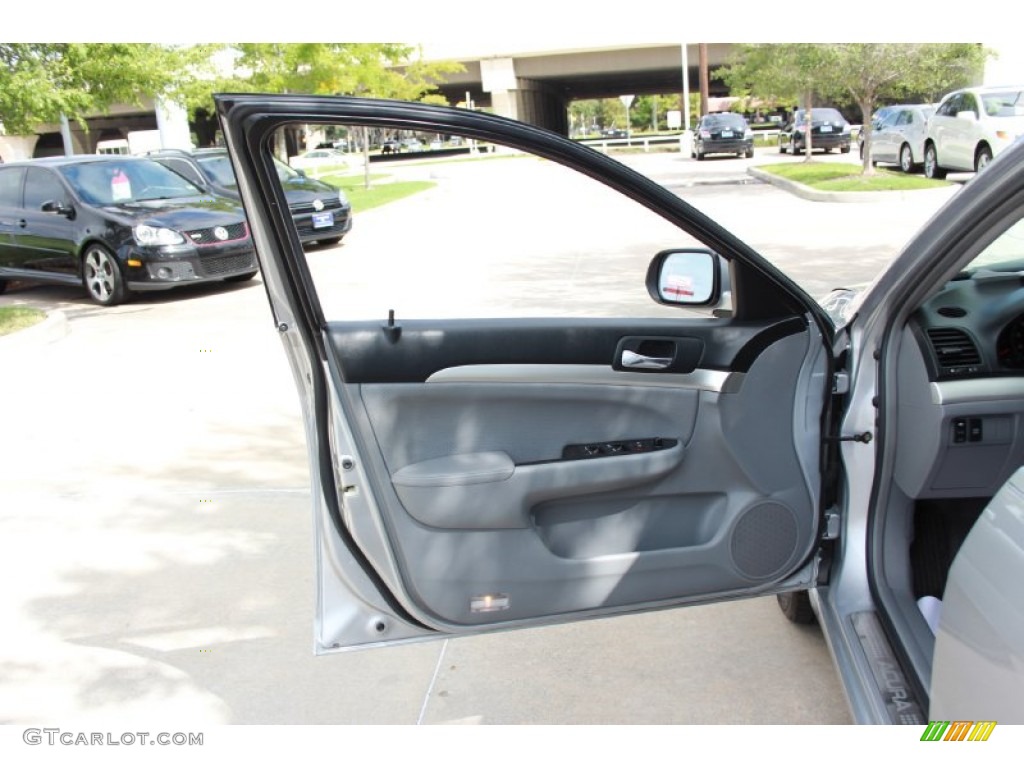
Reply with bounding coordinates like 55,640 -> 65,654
621,350 -> 672,369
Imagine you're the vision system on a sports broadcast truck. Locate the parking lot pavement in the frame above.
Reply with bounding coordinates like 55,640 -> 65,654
0,148 -> 960,725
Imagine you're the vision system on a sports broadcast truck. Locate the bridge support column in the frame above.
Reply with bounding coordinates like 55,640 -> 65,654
482,59 -> 569,136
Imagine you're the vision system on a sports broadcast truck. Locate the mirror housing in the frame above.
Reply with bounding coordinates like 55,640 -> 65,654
955,110 -> 977,122
646,248 -> 725,308
41,200 -> 73,218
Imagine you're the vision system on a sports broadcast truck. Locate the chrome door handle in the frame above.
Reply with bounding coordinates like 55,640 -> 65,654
621,350 -> 672,370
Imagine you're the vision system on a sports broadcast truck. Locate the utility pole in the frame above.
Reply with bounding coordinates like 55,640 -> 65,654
699,43 -> 710,117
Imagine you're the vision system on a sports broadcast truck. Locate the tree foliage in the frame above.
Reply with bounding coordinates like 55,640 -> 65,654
720,43 -> 990,172
0,44 -> 217,135
196,43 -> 462,106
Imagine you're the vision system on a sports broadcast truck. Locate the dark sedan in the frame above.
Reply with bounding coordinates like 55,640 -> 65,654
779,107 -> 852,155
149,148 -> 353,246
693,113 -> 755,160
0,156 -> 257,306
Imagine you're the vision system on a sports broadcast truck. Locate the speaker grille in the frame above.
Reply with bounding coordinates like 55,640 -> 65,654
730,502 -> 799,580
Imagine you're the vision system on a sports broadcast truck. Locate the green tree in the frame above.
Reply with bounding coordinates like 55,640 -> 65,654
0,43 -> 216,136
571,99 -> 618,134
721,43 -> 990,173
824,44 -> 989,173
719,44 -> 833,160
196,43 -> 462,175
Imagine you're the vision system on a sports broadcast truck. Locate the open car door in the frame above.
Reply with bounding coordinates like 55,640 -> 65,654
216,95 -> 836,652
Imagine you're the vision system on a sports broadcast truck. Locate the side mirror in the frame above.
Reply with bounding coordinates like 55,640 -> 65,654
646,248 -> 723,307
41,200 -> 73,218
955,110 -> 977,122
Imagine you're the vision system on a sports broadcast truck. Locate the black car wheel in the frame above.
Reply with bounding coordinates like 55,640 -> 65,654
0,279 -> 6,295
924,143 -> 947,180
975,145 -> 993,173
744,148 -> 754,159
82,244 -> 128,306
840,145 -> 850,154
899,143 -> 916,173
777,591 -> 816,624
779,139 -> 787,154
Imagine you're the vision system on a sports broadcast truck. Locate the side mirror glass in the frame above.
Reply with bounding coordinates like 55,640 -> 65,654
646,248 -> 721,306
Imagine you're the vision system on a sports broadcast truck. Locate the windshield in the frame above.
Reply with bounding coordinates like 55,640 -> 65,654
964,218 -> 1024,273
196,154 -> 239,187
274,159 -> 302,182
197,153 -> 301,186
981,91 -> 1024,117
62,159 -> 203,205
704,114 -> 747,129
796,108 -> 845,124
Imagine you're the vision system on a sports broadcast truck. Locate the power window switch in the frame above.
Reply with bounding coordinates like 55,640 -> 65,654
968,418 -> 983,443
952,418 -> 968,443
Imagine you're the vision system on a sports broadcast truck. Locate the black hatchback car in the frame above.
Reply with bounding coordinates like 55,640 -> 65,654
148,148 -> 353,246
779,107 -> 852,155
0,156 -> 257,306
693,113 -> 755,159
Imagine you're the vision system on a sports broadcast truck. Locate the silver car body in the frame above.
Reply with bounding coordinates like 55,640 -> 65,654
871,104 -> 935,171
217,94 -> 1024,725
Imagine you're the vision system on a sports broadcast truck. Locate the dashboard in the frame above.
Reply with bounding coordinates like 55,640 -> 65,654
896,269 -> 1024,499
912,271 -> 1024,380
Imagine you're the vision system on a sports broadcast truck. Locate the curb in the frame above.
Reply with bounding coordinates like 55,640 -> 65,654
0,309 -> 69,349
747,167 -> 959,204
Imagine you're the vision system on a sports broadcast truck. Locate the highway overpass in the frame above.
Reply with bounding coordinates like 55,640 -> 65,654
420,43 -> 734,134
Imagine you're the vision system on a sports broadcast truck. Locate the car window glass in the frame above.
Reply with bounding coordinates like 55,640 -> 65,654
937,96 -> 957,117
24,168 -> 67,210
61,159 -> 203,205
159,158 -> 205,187
981,90 -> 1024,117
275,159 -> 302,182
811,109 -> 844,123
195,155 -> 238,187
964,216 -> 1024,272
288,124 -> 711,321
704,114 -> 746,130
961,93 -> 979,117
0,167 -> 24,207
896,111 -> 912,127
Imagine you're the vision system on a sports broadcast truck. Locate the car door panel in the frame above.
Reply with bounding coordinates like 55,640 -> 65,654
216,94 -> 833,652
324,317 -> 822,630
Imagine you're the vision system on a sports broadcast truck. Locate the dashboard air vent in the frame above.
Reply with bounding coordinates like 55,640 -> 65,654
937,306 -> 967,318
927,328 -> 982,376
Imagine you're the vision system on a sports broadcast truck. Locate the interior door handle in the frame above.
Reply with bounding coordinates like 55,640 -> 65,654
621,350 -> 672,370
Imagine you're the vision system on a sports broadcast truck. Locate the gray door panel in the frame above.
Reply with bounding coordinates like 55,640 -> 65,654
332,330 -> 821,628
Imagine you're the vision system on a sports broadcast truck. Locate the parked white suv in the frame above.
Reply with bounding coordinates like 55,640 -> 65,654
924,85 -> 1024,178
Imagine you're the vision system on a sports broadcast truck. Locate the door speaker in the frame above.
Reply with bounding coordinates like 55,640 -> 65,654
729,502 -> 799,580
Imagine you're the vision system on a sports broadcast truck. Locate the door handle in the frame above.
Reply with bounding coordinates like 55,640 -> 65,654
621,350 -> 672,370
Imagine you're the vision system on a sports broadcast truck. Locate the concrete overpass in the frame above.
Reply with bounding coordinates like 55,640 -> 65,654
420,43 -> 735,135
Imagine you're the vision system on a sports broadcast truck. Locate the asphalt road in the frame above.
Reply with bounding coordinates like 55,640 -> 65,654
0,146 -> 962,725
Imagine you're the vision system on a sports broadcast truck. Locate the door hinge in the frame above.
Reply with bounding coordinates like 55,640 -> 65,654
821,508 -> 841,541
832,371 -> 849,395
